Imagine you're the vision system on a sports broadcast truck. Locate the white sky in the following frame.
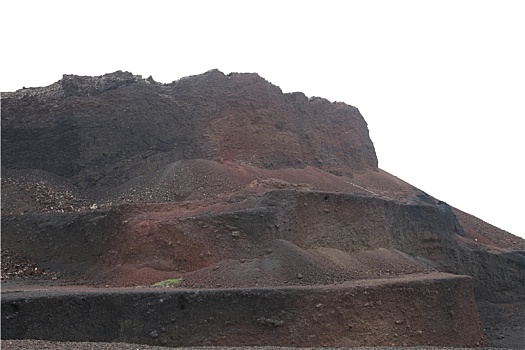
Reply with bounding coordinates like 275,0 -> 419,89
1,1 -> 524,239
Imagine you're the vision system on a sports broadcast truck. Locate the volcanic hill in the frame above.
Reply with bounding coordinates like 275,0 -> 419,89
1,70 -> 524,348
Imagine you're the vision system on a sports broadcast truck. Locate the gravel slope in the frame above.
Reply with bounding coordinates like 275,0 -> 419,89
1,340 -> 521,350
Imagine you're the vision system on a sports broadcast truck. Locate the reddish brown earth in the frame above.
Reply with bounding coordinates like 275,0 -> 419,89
1,70 -> 524,348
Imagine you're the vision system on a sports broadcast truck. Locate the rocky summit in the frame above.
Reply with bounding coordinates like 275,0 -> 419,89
1,70 -> 524,348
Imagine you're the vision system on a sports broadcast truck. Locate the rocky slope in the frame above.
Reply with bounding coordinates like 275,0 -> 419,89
2,70 -> 524,348
1,70 -> 376,199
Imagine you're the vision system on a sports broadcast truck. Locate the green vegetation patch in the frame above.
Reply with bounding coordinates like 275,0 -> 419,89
151,278 -> 182,287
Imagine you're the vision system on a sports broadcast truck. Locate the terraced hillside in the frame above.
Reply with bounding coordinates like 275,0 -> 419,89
2,70 -> 524,348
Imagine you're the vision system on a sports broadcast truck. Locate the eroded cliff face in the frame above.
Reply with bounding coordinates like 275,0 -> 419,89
1,69 -> 377,197
2,70 -> 525,347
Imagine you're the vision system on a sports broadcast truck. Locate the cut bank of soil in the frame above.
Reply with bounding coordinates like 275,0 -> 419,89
2,273 -> 485,348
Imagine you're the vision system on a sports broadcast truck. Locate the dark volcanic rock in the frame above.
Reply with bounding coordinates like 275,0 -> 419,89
2,70 -> 525,348
1,69 -> 377,198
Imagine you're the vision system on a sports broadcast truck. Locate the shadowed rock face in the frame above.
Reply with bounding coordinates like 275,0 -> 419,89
1,69 -> 377,195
